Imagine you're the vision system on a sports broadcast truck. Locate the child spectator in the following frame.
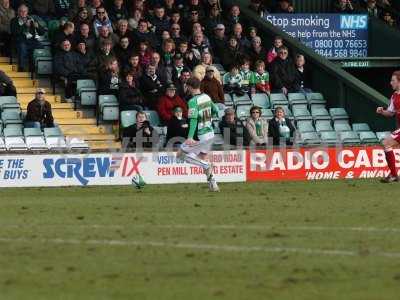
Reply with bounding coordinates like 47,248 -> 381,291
266,36 -> 283,65
223,65 -> 245,96
295,54 -> 313,94
166,106 -> 189,146
240,58 -> 254,93
250,60 -> 270,95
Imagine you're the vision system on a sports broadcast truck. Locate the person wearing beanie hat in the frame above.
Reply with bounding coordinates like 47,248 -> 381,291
157,83 -> 188,124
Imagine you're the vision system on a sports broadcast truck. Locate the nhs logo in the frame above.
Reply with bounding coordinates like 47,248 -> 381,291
340,15 -> 368,29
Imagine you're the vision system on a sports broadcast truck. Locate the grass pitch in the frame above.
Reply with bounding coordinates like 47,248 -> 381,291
1,180 -> 400,300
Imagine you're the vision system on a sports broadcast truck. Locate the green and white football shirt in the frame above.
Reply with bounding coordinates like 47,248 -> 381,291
187,93 -> 218,139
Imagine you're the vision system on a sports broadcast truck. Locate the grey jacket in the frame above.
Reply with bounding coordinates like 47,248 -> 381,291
245,117 -> 269,145
0,4 -> 15,33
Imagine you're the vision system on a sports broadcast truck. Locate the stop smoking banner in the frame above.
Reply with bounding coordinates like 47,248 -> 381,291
246,146 -> 396,181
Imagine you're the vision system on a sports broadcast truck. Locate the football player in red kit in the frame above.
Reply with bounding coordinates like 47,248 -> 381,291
377,71 -> 400,183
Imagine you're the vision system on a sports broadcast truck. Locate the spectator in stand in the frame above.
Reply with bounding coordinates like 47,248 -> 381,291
0,69 -> 16,96
210,23 -> 226,63
333,0 -> 356,13
108,0 -> 129,26
193,51 -> 221,82
251,60 -> 271,95
75,39 -> 96,77
157,83 -> 187,124
266,36 -> 283,65
0,0 -> 15,56
168,53 -> 186,84
268,106 -> 296,146
123,110 -> 156,149
164,0 -> 177,15
98,57 -> 121,95
225,5 -> 243,33
275,0 -> 295,13
139,64 -> 165,109
184,0 -> 205,20
114,36 -> 132,67
223,65 -> 245,96
96,25 -> 119,50
54,39 -> 88,100
170,23 -> 186,47
25,88 -> 54,128
248,26 -> 257,41
166,106 -> 189,146
232,23 -> 250,51
201,66 -> 224,103
150,4 -> 170,38
118,71 -> 144,111
133,19 -> 158,49
248,36 -> 267,67
295,54 -> 313,94
74,23 -> 95,53
204,4 -> 223,36
53,0 -> 71,18
382,11 -> 396,26
89,0 -> 102,16
128,8 -> 142,30
92,39 -> 115,73
219,107 -> 242,146
175,67 -> 192,101
183,8 -> 201,36
176,39 -> 198,69
160,38 -> 176,68
190,31 -> 211,61
221,36 -> 244,70
93,6 -> 113,36
239,58 -> 254,93
151,51 -> 168,84
271,46 -> 298,95
249,0 -> 266,17
69,0 -> 93,21
362,0 -> 380,17
71,7 -> 93,31
245,105 -> 268,146
53,21 -> 75,53
138,40 -> 153,68
115,19 -> 134,42
169,9 -> 182,27
10,4 -> 45,71
31,0 -> 54,22
123,53 -> 142,82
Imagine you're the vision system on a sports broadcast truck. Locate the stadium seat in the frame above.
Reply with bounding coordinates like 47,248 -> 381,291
293,107 -> 312,121
329,108 -> 349,121
339,131 -> 361,145
98,95 -> 119,122
144,110 -> 161,126
0,96 -> 20,113
288,93 -> 307,107
4,127 -> 27,151
44,127 -> 68,150
269,93 -> 288,107
300,131 -> 321,145
216,103 -> 226,119
315,120 -> 333,132
236,105 -> 252,120
120,110 -> 137,128
306,93 -> 326,106
297,121 -> 315,133
320,131 -> 338,145
311,107 -> 331,121
334,123 -> 352,132
261,108 -> 273,120
376,131 -> 390,142
1,111 -> 23,126
66,137 -> 90,151
224,93 -> 233,105
24,127 -> 48,150
232,93 -> 251,105
76,79 -> 97,106
352,123 -> 371,132
252,93 -> 270,108
47,19 -> 60,41
281,106 -> 293,119
33,48 -> 52,76
359,131 -> 379,144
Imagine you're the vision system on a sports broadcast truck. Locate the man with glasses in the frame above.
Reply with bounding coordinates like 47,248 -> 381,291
25,88 -> 54,129
270,46 -> 299,95
210,23 -> 226,63
170,24 -> 186,46
93,6 -> 113,36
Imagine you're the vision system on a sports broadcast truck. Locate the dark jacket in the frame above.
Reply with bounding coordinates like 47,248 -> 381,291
219,117 -> 241,146
52,30 -> 75,52
118,81 -> 144,111
270,57 -> 299,91
295,66 -> 313,90
25,98 -> 54,127
221,44 -> 243,70
268,117 -> 296,146
114,45 -> 132,67
123,120 -> 155,149
54,50 -> 84,77
201,76 -> 224,103
0,70 -> 16,96
98,70 -> 121,95
167,116 -> 189,142
139,73 -> 165,109
10,15 -> 45,42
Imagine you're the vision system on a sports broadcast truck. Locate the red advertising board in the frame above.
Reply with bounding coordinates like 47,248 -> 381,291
246,146 -> 399,181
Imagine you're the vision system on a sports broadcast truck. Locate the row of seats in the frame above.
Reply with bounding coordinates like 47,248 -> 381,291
0,126 -> 89,151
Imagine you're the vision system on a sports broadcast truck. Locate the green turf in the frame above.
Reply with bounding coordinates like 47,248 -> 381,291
1,180 -> 400,300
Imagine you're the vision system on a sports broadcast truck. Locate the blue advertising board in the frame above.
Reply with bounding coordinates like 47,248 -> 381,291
264,14 -> 368,58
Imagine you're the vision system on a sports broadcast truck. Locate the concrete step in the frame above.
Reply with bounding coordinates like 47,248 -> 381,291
20,102 -> 73,110
17,87 -> 63,94
65,134 -> 116,141
56,118 -> 97,125
0,65 -> 17,72
18,94 -> 62,103
7,72 -> 31,78
0,57 -> 10,63
60,124 -> 113,135
88,140 -> 121,150
52,110 -> 95,119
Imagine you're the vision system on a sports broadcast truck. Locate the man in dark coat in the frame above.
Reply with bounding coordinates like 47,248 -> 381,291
270,46 -> 299,94
25,88 -> 54,128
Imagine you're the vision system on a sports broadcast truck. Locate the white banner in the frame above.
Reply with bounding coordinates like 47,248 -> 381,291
0,151 -> 246,187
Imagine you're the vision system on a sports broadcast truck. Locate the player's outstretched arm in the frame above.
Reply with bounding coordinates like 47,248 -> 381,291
377,107 -> 395,118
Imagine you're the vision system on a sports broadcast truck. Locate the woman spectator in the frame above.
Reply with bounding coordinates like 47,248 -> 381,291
123,111 -> 156,149
248,36 -> 267,67
0,0 -> 15,56
157,83 -> 188,124
98,57 -> 121,95
71,7 -> 92,31
266,36 -> 283,65
138,40 -> 153,68
245,106 -> 269,146
160,38 -> 176,67
201,66 -> 224,103
115,19 -> 134,42
119,72 -> 144,111
268,106 -> 296,146
193,52 -> 222,83
93,6 -> 113,36
166,106 -> 189,146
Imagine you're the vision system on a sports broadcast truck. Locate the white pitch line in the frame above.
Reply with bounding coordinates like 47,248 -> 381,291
1,236 -> 400,258
2,224 -> 400,234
